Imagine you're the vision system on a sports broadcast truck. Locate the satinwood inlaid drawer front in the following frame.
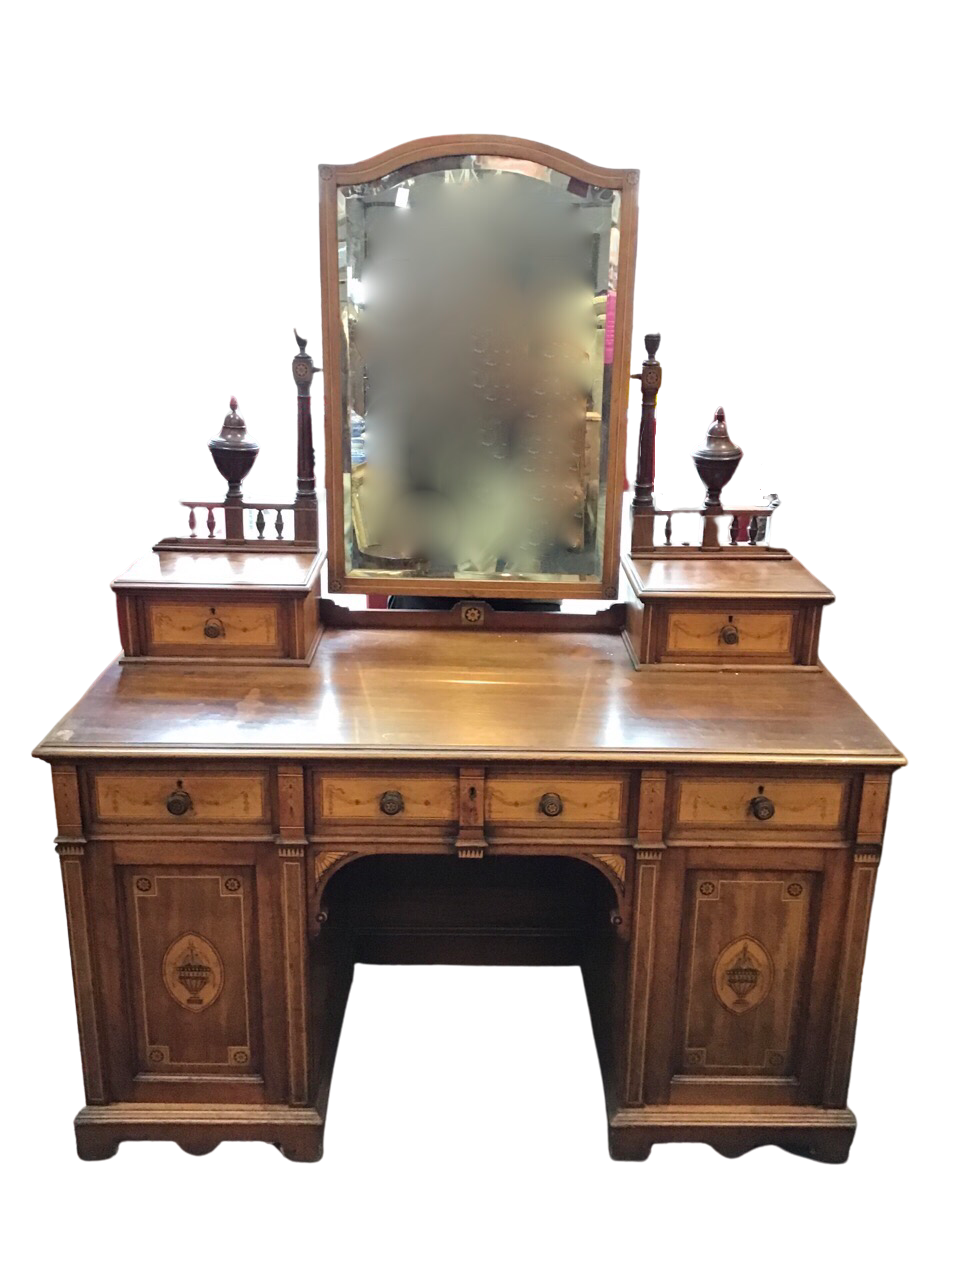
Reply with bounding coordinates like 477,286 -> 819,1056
145,601 -> 282,654
485,772 -> 628,829
313,773 -> 459,824
670,774 -> 850,838
662,610 -> 796,661
93,771 -> 270,826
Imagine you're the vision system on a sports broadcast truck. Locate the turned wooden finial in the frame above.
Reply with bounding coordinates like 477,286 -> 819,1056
209,396 -> 258,502
693,405 -> 743,509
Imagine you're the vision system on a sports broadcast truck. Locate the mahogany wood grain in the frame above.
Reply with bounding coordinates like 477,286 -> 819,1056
35,631 -> 904,766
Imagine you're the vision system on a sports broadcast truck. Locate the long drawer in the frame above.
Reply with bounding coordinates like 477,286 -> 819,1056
90,769 -> 271,828
484,770 -> 629,832
668,773 -> 852,840
311,771 -> 459,826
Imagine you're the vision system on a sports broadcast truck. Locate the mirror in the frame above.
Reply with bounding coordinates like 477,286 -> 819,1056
320,141 -> 637,599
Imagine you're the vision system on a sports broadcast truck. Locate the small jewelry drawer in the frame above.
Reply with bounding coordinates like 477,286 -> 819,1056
90,769 -> 271,828
668,773 -> 852,840
144,601 -> 283,656
311,771 -> 459,826
484,770 -> 629,831
660,609 -> 797,663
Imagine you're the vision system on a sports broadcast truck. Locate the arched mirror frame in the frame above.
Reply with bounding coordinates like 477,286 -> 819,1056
318,135 -> 639,600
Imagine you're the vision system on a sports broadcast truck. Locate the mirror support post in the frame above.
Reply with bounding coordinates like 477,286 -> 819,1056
292,330 -> 320,548
631,333 -> 662,552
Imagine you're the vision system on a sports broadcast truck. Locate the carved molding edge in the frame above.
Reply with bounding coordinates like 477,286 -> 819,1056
280,859 -> 309,1103
625,847 -> 661,1101
824,857 -> 879,1105
56,838 -> 87,858
58,847 -> 105,1102
277,839 -> 307,859
853,850 -> 881,864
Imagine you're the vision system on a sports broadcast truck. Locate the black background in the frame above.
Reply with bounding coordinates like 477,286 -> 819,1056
35,129 -> 911,1172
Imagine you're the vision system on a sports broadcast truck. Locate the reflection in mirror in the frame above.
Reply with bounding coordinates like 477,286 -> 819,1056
337,154 -> 621,587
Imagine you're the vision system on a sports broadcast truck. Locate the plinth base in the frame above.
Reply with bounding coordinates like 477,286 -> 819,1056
75,1103 -> 324,1162
608,1106 -> 857,1163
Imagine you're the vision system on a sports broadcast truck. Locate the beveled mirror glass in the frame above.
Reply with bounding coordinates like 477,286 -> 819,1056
320,140 -> 637,598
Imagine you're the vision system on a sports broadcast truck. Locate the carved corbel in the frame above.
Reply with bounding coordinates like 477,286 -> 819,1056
456,767 -> 488,859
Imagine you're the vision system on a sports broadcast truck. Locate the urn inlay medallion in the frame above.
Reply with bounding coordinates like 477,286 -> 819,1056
161,932 -> 224,1013
712,935 -> 773,1015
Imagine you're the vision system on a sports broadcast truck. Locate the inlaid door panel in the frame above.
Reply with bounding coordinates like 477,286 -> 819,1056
675,868 -> 817,1080
120,865 -> 263,1080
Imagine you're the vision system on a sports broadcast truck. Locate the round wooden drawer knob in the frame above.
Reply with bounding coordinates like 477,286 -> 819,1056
379,790 -> 405,816
749,794 -> 775,821
203,613 -> 225,639
538,792 -> 564,818
166,785 -> 192,817
720,623 -> 740,645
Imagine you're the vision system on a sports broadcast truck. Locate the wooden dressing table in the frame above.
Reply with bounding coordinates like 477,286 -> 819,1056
35,136 -> 903,1163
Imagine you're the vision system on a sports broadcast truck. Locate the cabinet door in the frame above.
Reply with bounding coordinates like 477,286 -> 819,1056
120,862 -> 264,1083
640,848 -> 848,1107
84,839 -> 294,1104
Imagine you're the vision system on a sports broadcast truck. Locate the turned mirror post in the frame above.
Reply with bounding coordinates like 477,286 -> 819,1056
291,329 -> 319,546
630,332 -> 661,552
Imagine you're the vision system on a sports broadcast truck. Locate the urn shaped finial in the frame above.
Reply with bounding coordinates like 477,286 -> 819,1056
692,406 -> 743,509
209,397 -> 259,499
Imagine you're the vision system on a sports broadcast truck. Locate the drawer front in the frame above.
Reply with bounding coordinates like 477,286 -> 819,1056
670,775 -> 850,838
93,771 -> 270,826
313,772 -> 459,825
485,772 -> 628,829
145,601 -> 282,654
662,610 -> 796,661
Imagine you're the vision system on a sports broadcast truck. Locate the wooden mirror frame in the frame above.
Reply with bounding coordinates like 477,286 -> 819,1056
318,135 -> 639,600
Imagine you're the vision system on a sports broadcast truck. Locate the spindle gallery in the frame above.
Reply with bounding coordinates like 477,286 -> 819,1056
35,137 -> 902,1163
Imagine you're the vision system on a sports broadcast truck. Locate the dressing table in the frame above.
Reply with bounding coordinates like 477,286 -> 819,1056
35,136 -> 903,1162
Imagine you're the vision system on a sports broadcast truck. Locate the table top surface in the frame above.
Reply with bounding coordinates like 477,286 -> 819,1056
627,555 -> 834,601
112,549 -> 324,592
35,628 -> 904,766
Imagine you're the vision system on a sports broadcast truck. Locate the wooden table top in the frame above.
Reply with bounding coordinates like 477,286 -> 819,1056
112,549 -> 324,592
626,555 -> 835,601
34,629 -> 904,766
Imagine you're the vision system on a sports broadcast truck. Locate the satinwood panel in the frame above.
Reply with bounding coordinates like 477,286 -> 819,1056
313,772 -> 459,824
663,610 -> 796,659
94,771 -> 269,826
671,774 -> 850,838
485,772 -> 627,829
145,601 -> 282,654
